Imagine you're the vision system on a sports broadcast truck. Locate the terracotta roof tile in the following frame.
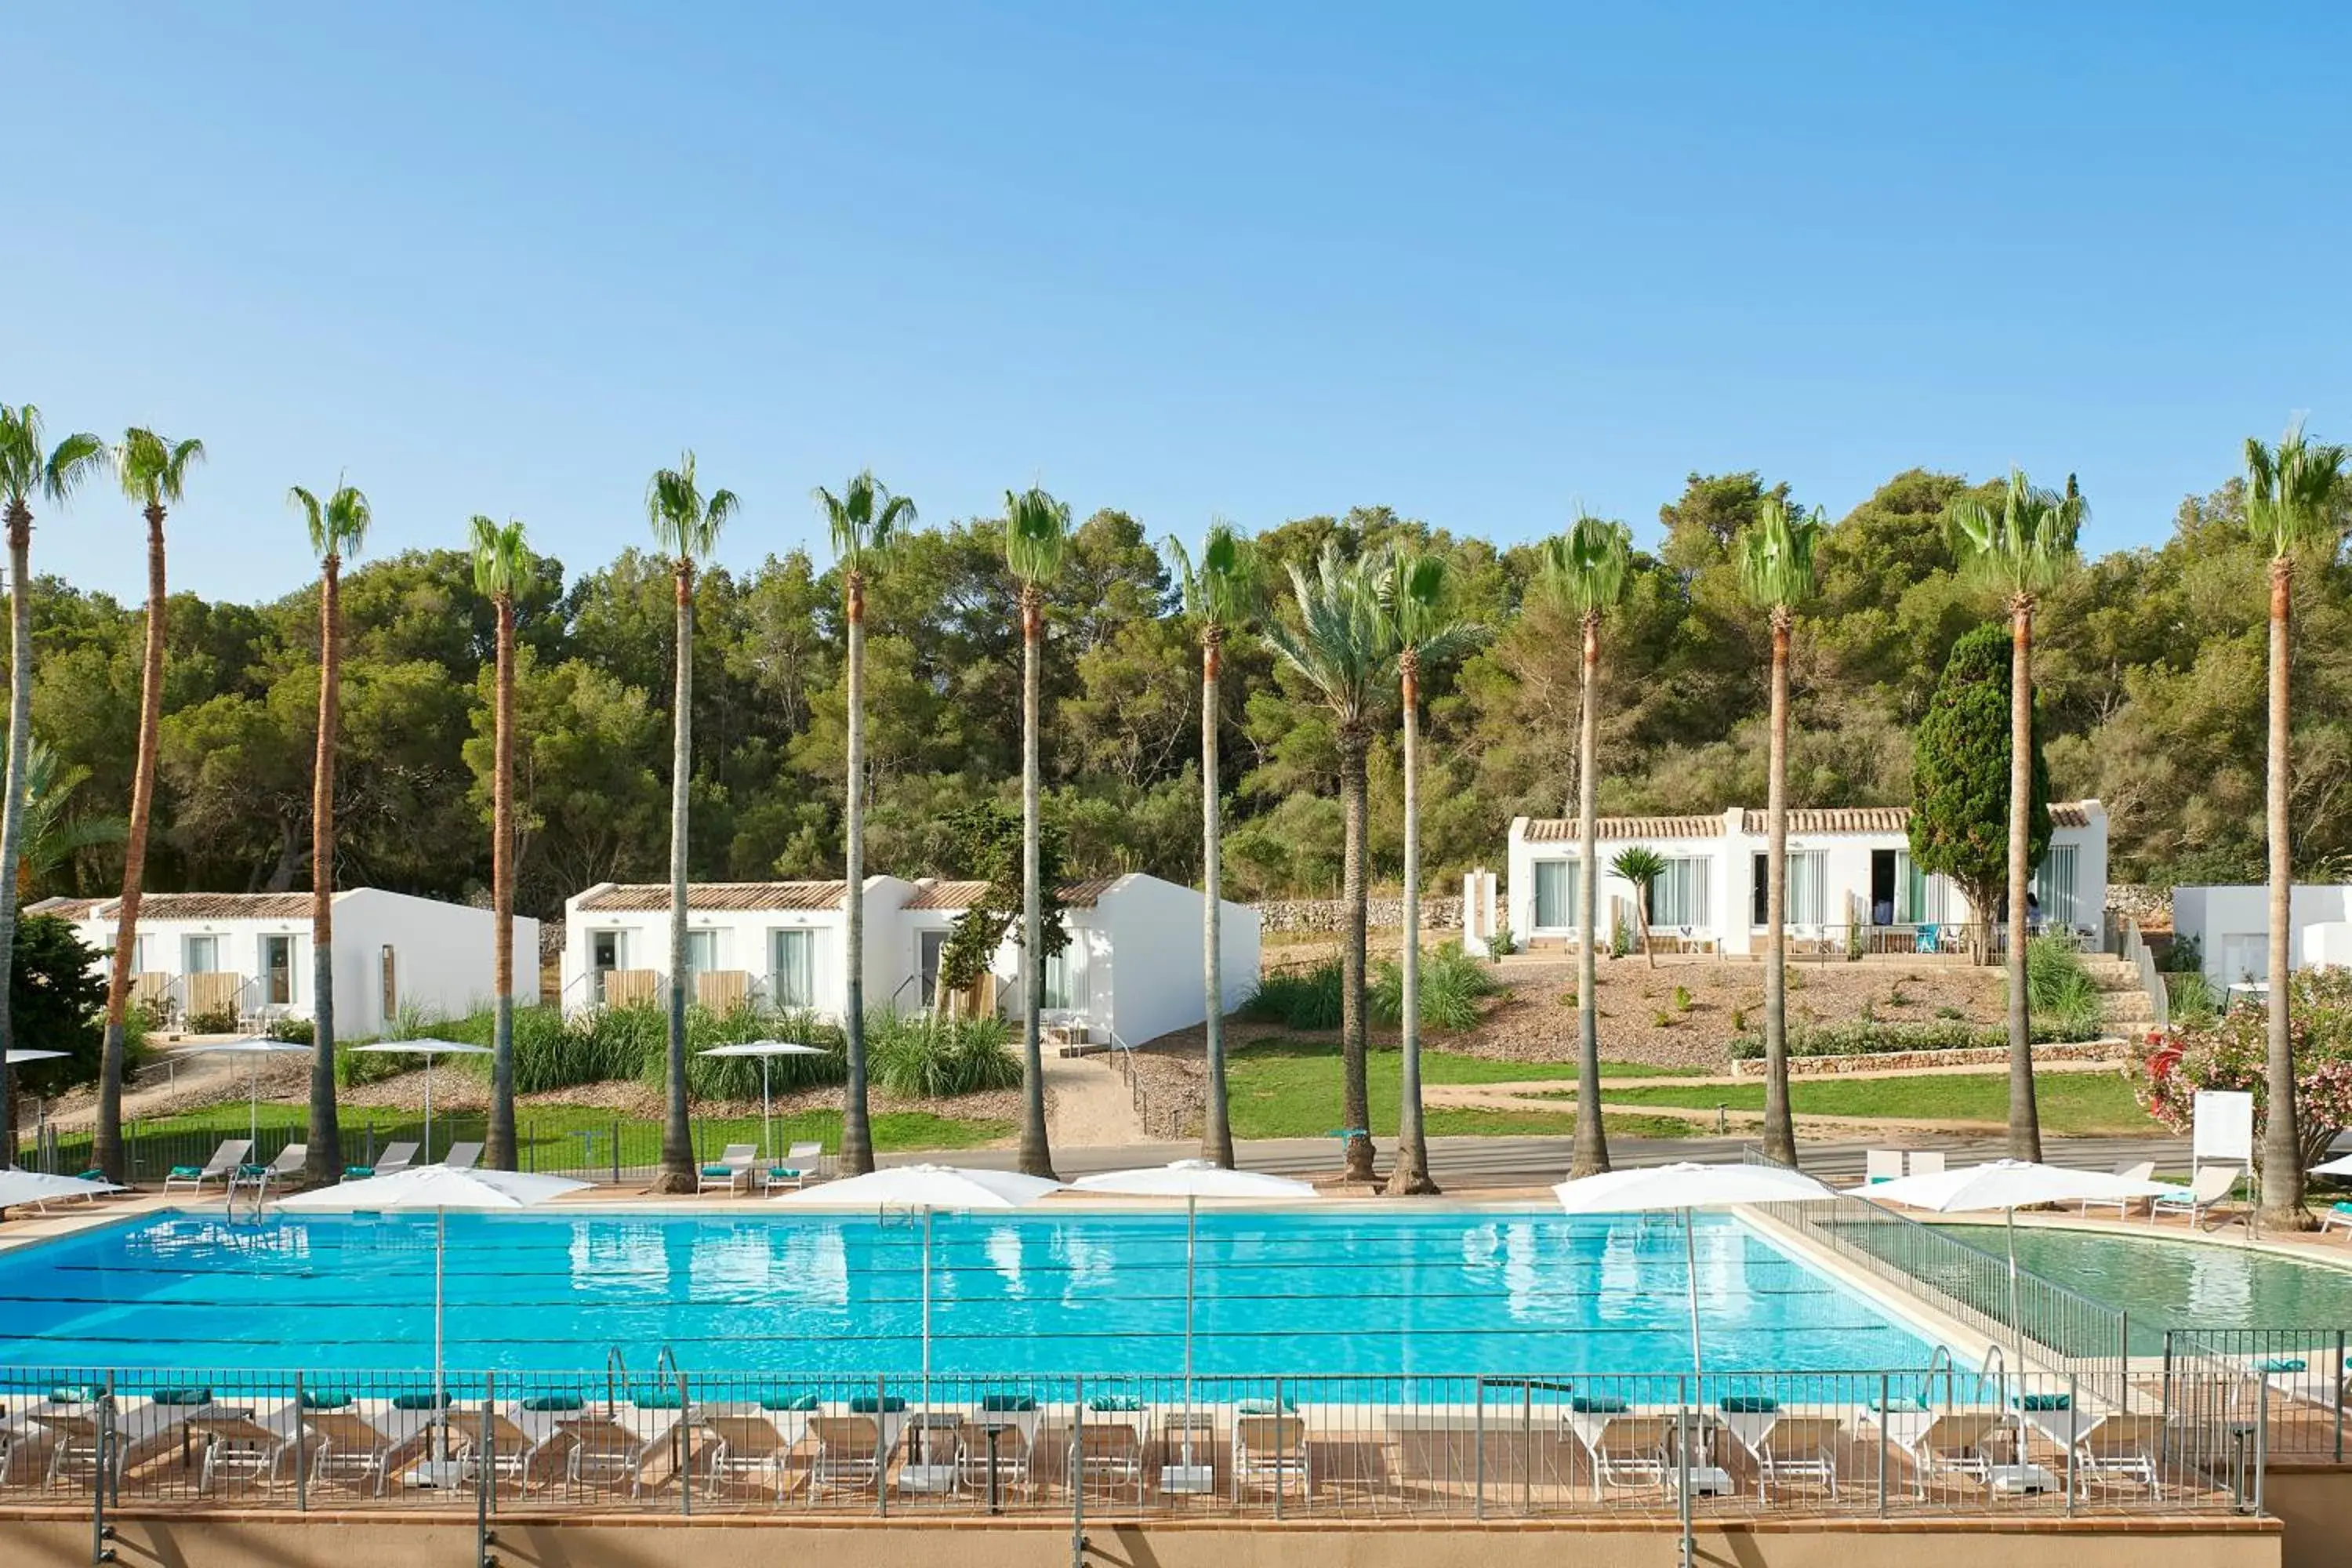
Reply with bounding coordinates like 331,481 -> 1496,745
118,893 -> 318,920
24,897 -> 98,919
902,876 -> 1122,911
1522,815 -> 1726,843
575,882 -> 850,913
1526,802 -> 2096,843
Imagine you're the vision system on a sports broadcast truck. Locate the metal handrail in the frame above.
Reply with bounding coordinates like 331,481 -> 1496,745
2122,917 -> 2169,1034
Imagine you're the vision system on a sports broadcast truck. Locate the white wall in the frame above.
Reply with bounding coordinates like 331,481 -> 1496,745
985,873 -> 1261,1046
557,878 -> 916,1020
2173,884 -> 2352,989
334,889 -> 539,1036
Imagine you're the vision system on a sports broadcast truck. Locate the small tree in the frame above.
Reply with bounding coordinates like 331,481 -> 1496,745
2,915 -> 107,1147
1609,846 -> 1667,970
2136,967 -> 2352,1179
935,804 -> 1069,1011
1907,624 -> 2050,967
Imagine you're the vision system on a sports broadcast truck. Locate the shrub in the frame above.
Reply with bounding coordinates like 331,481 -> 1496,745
183,1005 -> 239,1035
266,1016 -> 314,1044
1245,962 -> 1345,1031
1729,1018 -> 2106,1061
2166,971 -> 2220,1029
2020,935 -> 2107,1040
1488,925 -> 1518,958
869,1012 -> 1019,1098
2136,968 -> 2352,1168
1671,985 -> 1693,1013
1372,942 -> 1500,1031
1729,1006 -> 1746,1032
1651,1008 -> 1675,1029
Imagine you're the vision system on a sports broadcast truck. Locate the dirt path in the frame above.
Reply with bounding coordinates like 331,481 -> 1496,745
42,1044 -> 296,1133
1042,1053 -> 1144,1149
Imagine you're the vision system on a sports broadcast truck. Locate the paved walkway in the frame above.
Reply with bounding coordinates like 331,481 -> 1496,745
1040,1051 -> 1145,1149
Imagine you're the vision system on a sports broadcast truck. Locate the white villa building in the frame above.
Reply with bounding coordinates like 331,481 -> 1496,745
560,872 -> 1261,1046
27,889 -> 539,1035
1500,800 -> 2111,956
2170,884 -> 2352,991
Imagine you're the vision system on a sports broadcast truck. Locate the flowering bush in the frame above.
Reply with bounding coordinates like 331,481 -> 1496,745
2133,967 -> 2352,1170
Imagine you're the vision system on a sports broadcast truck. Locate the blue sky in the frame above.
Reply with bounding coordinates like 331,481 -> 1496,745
5,2 -> 2347,602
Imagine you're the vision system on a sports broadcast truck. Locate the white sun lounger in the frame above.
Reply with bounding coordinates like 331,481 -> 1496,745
441,1142 -> 483,1171
1859,1405 -> 2013,1497
698,1145 -> 760,1196
2151,1165 -> 2239,1225
162,1139 -> 253,1196
559,1397 -> 695,1496
35,1392 -> 230,1485
351,1142 -> 419,1179
1566,1406 -> 1677,1500
762,1142 -> 826,1191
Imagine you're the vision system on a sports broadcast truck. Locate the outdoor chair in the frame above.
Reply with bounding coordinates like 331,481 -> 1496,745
1864,1150 -> 1904,1185
703,1402 -> 817,1501
298,1400 -> 416,1496
698,1144 -> 760,1196
1565,1405 -> 1676,1501
2033,1409 -> 2170,1499
2082,1161 -> 2158,1217
1907,1151 -> 1946,1177
162,1139 -> 253,1196
1231,1413 -> 1309,1501
561,1398 -> 694,1497
1071,1418 -> 1146,1505
1748,1414 -> 1842,1501
959,1395 -> 1040,1498
806,1414 -> 884,1497
762,1141 -> 826,1191
457,1403 -> 568,1490
2151,1165 -> 2238,1226
2320,1201 -> 2352,1236
347,1142 -> 419,1180
1866,1406 -> 2010,1497
38,1390 -> 229,1486
189,1406 -> 310,1493
441,1142 -> 483,1171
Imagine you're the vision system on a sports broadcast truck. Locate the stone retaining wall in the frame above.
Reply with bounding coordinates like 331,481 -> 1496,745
1727,1037 -> 2129,1078
1256,896 -> 1463,934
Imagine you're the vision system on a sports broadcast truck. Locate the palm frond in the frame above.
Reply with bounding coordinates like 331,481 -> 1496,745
1946,468 -> 2081,599
1736,497 -> 1824,611
1381,546 -> 1487,666
1003,485 -> 1072,587
816,470 -> 915,573
645,451 -> 735,564
287,485 -> 325,555
1610,845 -> 1668,886
2245,417 -> 2351,560
470,514 -> 530,599
1533,513 -> 1632,618
115,426 -> 204,508
1163,519 -> 1261,633
1259,540 -> 1396,724
40,430 -> 110,504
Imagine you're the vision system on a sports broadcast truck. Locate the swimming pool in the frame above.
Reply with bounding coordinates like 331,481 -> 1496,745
1937,1224 -> 2352,1353
5,1207 -> 1948,1377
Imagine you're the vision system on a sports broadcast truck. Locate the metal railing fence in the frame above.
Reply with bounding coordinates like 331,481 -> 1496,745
0,1362 -> 2260,1526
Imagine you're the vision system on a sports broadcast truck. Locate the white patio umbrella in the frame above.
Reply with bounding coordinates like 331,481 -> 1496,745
278,1166 -> 590,1406
2310,1151 -> 2352,1178
352,1038 -> 495,1156
1072,1160 -> 1317,1393
5,1048 -> 67,1064
1551,1161 -> 1839,1378
0,1168 -> 121,1211
1866,1159 -> 2185,1375
189,1038 -> 314,1144
696,1040 -> 828,1158
775,1163 -> 1065,1386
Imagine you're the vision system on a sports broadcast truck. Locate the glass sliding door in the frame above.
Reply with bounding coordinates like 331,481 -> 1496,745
1531,860 -> 1579,930
770,928 -> 816,1010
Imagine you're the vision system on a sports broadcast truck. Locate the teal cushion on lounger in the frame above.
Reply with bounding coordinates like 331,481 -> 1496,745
151,1386 -> 212,1405
2017,1393 -> 2071,1410
1717,1396 -> 1777,1414
2333,1201 -> 2352,1215
299,1390 -> 354,1410
1568,1395 -> 1628,1414
1087,1394 -> 1145,1412
75,1169 -> 107,1184
47,1385 -> 103,1405
700,1164 -> 735,1178
849,1395 -> 908,1414
2256,1357 -> 2309,1375
522,1394 -> 585,1413
980,1393 -> 1037,1413
345,1166 -> 374,1179
394,1392 -> 454,1410
632,1389 -> 687,1410
1869,1395 -> 1928,1412
168,1165 -> 201,1179
237,1163 -> 268,1178
768,1167 -> 800,1179
1236,1397 -> 1296,1415
760,1393 -> 822,1413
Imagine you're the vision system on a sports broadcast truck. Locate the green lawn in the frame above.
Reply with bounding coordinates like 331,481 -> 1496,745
1590,1072 -> 2158,1137
1226,1039 -> 1705,1141
53,1101 -> 1011,1161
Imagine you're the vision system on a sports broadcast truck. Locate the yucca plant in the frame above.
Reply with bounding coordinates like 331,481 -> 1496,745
1947,468 -> 2084,1163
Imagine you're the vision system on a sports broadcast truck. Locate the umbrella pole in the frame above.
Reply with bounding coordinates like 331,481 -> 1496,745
1682,1207 -> 1699,1568
250,1062 -> 260,1146
2006,1206 -> 2021,1401
423,1052 -> 434,1160
435,1206 -> 448,1460
761,1058 -> 772,1163
922,1205 -> 933,1395
1185,1195 -> 1196,1465
1684,1208 -> 1703,1385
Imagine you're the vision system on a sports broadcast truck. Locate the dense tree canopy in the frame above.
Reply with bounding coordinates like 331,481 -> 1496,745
9,470 -> 2349,916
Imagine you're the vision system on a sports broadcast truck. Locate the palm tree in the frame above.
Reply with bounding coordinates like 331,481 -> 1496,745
1737,498 -> 1823,1168
1164,523 -> 1262,1171
0,405 -> 107,1163
1262,541 -> 1397,1184
1004,486 -> 1072,1181
15,741 -> 126,897
470,514 -> 530,1171
1535,515 -> 1631,1178
290,481 -> 370,1186
2244,419 -> 2350,1229
1379,549 -> 1483,1196
93,427 -> 201,1182
646,453 -> 739,1193
1947,469 -> 2083,1165
815,471 -> 916,1178
1609,846 -> 1666,969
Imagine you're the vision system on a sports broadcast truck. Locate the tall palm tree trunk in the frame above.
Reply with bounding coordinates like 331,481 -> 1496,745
1570,612 -> 1610,1178
95,505 -> 168,1182
2005,597 -> 2042,1163
655,563 -> 696,1192
1761,610 -> 1797,1166
486,595 -> 517,1170
304,556 -> 345,1184
2261,557 -> 2306,1227
1339,724 -> 1374,1182
1388,652 -> 1438,1196
1016,588 -> 1056,1179
1200,630 -> 1233,1169
0,502 -> 33,1163
840,574 -> 875,1175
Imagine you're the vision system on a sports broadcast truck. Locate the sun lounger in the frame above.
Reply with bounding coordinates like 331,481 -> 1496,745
1713,1399 -> 1838,1501
1072,1407 -> 1146,1504
558,1396 -> 693,1497
188,1406 -> 311,1492
455,1401 -> 570,1490
2152,1165 -> 2239,1226
441,1142 -> 483,1171
2065,1410 -> 2172,1499
762,1141 -> 826,1191
347,1142 -> 419,1180
294,1396 -> 427,1496
37,1388 -> 229,1486
698,1144 -> 760,1196
1565,1403 -> 1677,1501
162,1139 -> 253,1196
2318,1200 -> 2352,1236
1860,1404 -> 2012,1497
960,1394 -> 1040,1497
1232,1411 -> 1309,1501
1864,1150 -> 1904,1185
704,1397 -> 818,1501
2082,1160 -> 2157,1217
807,1414 -> 884,1497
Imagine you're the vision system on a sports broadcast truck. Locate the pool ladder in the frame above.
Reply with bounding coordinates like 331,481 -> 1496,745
605,1344 -> 686,1412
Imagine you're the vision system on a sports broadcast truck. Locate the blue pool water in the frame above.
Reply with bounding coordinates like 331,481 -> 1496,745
4,1207 -> 1947,1378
